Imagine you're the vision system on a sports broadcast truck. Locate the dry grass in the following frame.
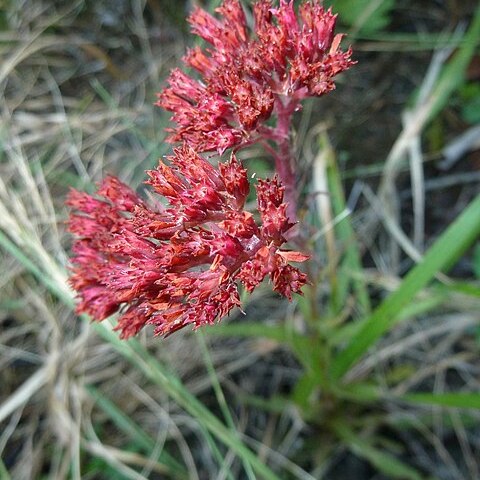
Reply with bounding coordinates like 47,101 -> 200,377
1,1 -> 480,479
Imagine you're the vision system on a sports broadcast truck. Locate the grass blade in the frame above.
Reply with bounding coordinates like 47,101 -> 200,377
332,422 -> 423,480
0,458 -> 11,480
331,194 -> 480,380
94,326 -> 281,480
205,322 -> 291,342
426,4 -> 480,123
86,385 -> 187,478
402,392 -> 480,410
197,331 -> 255,480
322,133 -> 371,315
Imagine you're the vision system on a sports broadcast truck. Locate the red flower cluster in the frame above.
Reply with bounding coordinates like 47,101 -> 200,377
68,146 -> 308,338
158,0 -> 353,154
67,0 -> 354,337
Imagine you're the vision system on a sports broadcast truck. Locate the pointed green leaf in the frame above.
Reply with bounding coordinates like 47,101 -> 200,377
331,194 -> 480,380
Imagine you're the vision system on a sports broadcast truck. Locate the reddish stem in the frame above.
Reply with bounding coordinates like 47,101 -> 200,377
262,96 -> 300,242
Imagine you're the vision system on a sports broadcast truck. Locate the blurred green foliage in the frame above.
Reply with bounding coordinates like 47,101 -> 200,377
459,82 -> 480,124
324,0 -> 394,33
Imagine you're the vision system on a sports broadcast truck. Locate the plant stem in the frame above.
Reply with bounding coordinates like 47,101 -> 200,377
271,96 -> 300,225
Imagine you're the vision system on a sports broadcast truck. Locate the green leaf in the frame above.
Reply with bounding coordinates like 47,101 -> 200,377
236,393 -> 289,414
402,392 -> 480,410
206,322 -> 315,367
426,4 -> 480,123
388,410 -> 479,430
205,322 -> 291,343
461,96 -> 480,124
0,458 -> 11,480
444,280 -> 480,298
326,0 -> 395,34
333,382 -> 382,403
291,372 -> 319,413
332,422 -> 423,480
330,291 -> 446,345
322,134 -> 371,315
473,244 -> 480,279
197,331 -> 254,480
331,194 -> 480,381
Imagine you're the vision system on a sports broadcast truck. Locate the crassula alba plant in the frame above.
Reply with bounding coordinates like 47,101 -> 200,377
68,0 -> 353,338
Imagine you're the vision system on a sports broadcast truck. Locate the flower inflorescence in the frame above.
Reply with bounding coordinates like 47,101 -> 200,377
68,0 -> 353,338
68,146 -> 308,338
158,0 -> 353,154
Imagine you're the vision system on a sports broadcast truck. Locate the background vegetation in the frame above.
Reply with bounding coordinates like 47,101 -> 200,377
1,0 -> 480,478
